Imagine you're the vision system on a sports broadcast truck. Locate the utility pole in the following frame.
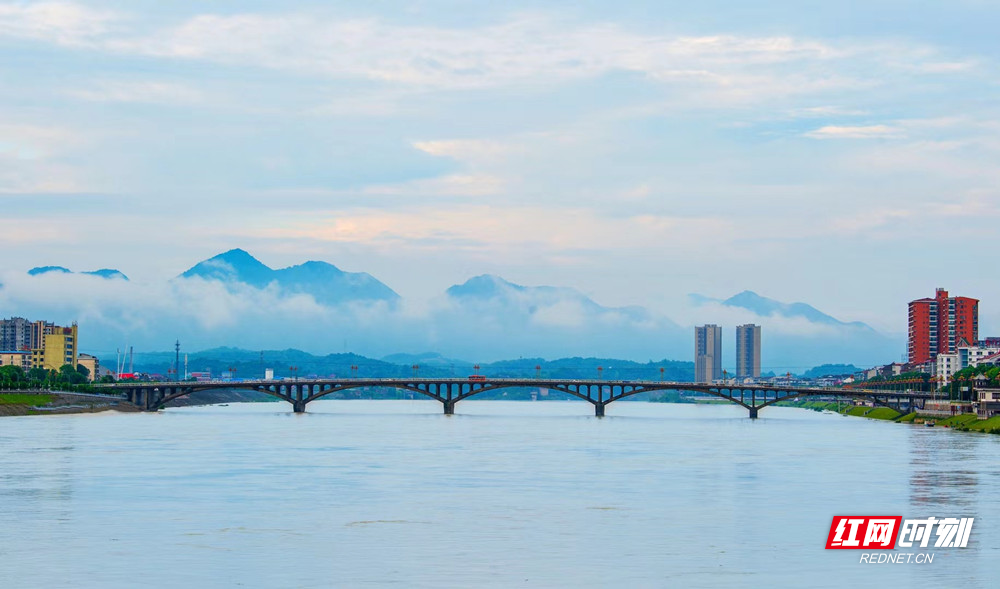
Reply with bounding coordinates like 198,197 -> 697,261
175,340 -> 181,382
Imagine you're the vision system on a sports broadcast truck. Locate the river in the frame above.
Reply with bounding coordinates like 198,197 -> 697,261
1,400 -> 997,588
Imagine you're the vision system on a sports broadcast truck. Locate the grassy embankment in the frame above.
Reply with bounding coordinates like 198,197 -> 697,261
0,393 -> 54,416
0,392 -> 138,416
792,399 -> 1000,434
0,394 -> 53,405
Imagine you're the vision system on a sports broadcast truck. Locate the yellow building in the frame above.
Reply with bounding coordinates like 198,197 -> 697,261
0,350 -> 31,371
77,353 -> 99,382
31,323 -> 78,371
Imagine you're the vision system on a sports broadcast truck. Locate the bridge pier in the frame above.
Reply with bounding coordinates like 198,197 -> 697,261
748,407 -> 759,419
594,402 -> 605,417
443,401 -> 455,415
292,400 -> 306,413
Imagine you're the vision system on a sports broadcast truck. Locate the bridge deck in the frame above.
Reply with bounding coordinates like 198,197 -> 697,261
99,377 -> 934,418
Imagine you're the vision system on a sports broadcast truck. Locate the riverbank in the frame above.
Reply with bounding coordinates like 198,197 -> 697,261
791,400 -> 1000,434
0,391 -> 140,416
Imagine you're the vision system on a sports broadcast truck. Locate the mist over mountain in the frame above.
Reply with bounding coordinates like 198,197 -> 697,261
28,266 -> 129,280
180,248 -> 399,305
0,249 -> 902,371
696,290 -> 876,330
447,274 -> 661,324
688,290 -> 901,371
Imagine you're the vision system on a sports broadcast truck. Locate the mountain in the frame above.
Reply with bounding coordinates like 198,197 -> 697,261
28,266 -> 128,280
801,364 -> 861,379
179,248 -> 399,306
113,347 -> 694,384
695,290 -> 876,330
447,274 -> 654,322
82,269 -> 129,280
688,290 -> 900,369
180,249 -> 277,287
381,352 -> 473,368
28,266 -> 71,275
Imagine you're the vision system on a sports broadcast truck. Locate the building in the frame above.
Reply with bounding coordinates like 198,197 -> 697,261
930,343 -> 1000,388
0,317 -> 34,351
908,288 -> 979,365
77,353 -> 100,382
935,352 -> 960,387
694,324 -> 722,383
735,324 -> 761,379
0,350 -> 31,371
31,323 -> 78,371
976,388 -> 1000,418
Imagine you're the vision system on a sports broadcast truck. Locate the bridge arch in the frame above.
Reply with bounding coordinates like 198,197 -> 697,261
604,385 -> 754,411
452,383 -> 596,405
152,385 -> 294,410
305,383 -> 445,405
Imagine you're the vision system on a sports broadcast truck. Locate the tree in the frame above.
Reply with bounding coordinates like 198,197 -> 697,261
76,363 -> 90,380
59,364 -> 86,385
0,365 -> 25,387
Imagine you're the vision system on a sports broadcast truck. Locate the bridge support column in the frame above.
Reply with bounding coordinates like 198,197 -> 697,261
594,402 -> 605,417
292,400 -> 306,413
443,400 -> 455,415
748,407 -> 759,419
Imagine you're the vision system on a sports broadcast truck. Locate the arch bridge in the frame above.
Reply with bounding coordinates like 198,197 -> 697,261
99,378 -> 933,418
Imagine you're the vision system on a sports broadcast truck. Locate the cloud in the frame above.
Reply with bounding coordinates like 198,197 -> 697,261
248,206 -> 734,259
1,5 -> 976,103
0,122 -> 90,193
804,124 -> 905,139
0,1 -> 115,45
67,80 -> 204,105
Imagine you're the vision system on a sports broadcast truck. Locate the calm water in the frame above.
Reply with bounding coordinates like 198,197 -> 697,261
1,400 -> 998,588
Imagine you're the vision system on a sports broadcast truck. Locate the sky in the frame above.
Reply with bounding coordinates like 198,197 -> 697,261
2,1 -> 999,358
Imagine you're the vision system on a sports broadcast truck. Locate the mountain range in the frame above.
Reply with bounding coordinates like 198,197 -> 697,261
9,248 -> 901,369
179,248 -> 399,306
28,266 -> 129,280
690,291 -> 877,331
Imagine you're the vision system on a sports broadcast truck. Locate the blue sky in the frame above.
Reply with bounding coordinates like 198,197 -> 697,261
2,0 -> 999,342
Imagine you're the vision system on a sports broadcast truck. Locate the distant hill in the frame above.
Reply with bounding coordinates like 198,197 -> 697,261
800,364 -> 861,379
696,290 -> 876,330
28,266 -> 128,280
179,248 -> 399,306
447,274 -> 663,324
115,347 -> 695,383
28,266 -> 71,275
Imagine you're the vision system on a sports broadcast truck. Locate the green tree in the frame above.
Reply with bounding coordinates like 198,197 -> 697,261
59,364 -> 86,385
75,363 -> 90,380
0,365 -> 25,388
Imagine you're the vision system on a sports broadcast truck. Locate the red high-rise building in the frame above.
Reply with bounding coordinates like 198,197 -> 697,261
908,288 -> 979,365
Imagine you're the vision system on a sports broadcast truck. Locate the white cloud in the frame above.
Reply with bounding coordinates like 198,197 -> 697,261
804,124 -> 904,139
363,174 -> 505,197
68,80 -> 204,105
0,1 -> 115,45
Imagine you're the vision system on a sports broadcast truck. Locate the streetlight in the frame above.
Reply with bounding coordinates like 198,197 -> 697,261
473,364 -> 480,375
659,367 -> 664,381
412,364 -> 420,378
227,366 -> 237,380
536,365 -> 541,379
351,364 -> 358,378
597,366 -> 603,380
289,366 -> 298,381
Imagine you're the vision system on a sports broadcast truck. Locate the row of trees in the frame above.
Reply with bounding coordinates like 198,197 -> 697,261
0,364 -> 114,391
943,365 -> 1000,401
